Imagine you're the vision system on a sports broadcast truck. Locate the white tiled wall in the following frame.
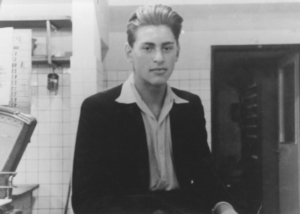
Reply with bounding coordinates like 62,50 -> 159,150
15,64 -> 73,214
104,69 -> 212,145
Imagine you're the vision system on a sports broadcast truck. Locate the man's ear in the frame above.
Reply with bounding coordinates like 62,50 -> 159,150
124,43 -> 133,63
176,44 -> 180,62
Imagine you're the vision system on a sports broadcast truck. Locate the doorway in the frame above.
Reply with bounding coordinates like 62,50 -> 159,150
211,45 -> 300,214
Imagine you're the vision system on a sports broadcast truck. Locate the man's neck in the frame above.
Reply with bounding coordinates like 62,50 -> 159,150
134,81 -> 167,119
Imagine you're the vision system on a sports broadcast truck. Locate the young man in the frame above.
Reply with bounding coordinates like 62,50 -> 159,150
72,5 -> 238,214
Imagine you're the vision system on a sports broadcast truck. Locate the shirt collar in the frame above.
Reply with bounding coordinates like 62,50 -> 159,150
115,73 -> 189,104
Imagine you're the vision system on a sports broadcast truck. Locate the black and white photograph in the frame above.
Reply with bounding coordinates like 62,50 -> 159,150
0,0 -> 299,214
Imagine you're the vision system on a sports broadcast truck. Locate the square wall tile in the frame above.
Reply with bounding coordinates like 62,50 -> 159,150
38,98 -> 51,110
62,86 -> 71,98
200,79 -> 211,90
63,172 -> 71,185
26,148 -> 38,160
62,160 -> 72,172
39,148 -> 51,160
37,135 -> 51,147
50,160 -> 63,172
71,82 -> 84,96
50,111 -> 63,123
62,73 -> 71,86
14,172 -> 26,184
39,160 -> 51,172
38,184 -> 51,197
50,98 -> 63,110
63,110 -> 71,122
178,70 -> 189,80
200,69 -> 211,79
34,209 -> 50,214
107,70 -> 117,80
38,111 -> 51,122
26,160 -> 38,172
37,196 -> 51,209
39,172 -> 51,184
50,172 -> 63,184
38,74 -> 48,86
117,71 -> 129,81
63,135 -> 72,147
16,160 -> 26,172
50,123 -> 63,135
63,123 -> 71,135
38,86 -> 49,97
50,135 -> 63,147
50,196 -> 64,209
26,172 -> 39,183
84,82 -> 97,95
189,80 -> 200,90
170,70 -> 179,80
31,86 -> 38,97
51,148 -> 63,160
38,122 -> 51,135
52,185 -> 64,198
63,148 -> 72,160
189,70 -> 201,79
179,80 -> 189,90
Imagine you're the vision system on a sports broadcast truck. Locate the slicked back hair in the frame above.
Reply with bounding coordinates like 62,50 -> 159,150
127,4 -> 183,47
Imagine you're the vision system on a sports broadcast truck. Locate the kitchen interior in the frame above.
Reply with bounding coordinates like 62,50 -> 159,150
0,0 -> 300,214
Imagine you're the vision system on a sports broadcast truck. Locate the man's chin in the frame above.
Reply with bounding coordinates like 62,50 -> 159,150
149,79 -> 168,88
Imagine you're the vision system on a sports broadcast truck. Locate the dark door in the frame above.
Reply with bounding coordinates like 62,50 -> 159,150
278,54 -> 300,214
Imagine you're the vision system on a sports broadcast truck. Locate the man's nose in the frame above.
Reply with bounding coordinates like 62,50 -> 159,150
153,50 -> 164,63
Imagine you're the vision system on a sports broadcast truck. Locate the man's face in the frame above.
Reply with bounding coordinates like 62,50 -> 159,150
125,25 -> 180,88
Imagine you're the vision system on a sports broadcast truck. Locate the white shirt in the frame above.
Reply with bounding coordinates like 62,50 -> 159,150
116,73 -> 188,191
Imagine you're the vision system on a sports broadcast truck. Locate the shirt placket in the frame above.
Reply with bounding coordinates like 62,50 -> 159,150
157,122 -> 166,182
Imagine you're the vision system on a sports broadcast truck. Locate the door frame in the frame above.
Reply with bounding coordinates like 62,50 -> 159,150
278,53 -> 300,214
211,44 -> 300,214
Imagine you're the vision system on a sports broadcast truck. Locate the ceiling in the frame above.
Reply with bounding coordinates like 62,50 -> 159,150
109,2 -> 300,32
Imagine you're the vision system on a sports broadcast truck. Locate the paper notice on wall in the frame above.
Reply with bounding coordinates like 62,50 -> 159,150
10,29 -> 32,114
0,28 -> 13,105
0,28 -> 32,114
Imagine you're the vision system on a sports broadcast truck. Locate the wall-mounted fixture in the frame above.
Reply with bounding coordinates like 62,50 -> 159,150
47,69 -> 59,95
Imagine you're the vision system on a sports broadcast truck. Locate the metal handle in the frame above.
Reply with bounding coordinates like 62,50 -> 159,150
0,106 -> 18,115
0,106 -> 36,125
0,172 -> 17,199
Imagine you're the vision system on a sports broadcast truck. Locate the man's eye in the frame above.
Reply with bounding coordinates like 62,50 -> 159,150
164,46 -> 173,51
142,46 -> 153,51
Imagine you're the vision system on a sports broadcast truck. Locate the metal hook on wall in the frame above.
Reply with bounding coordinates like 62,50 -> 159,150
47,67 -> 59,95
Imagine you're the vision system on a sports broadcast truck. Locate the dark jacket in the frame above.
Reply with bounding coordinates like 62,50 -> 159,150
72,84 -> 232,214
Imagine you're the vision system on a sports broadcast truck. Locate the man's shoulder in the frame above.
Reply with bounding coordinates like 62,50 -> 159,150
82,84 -> 123,107
171,87 -> 200,102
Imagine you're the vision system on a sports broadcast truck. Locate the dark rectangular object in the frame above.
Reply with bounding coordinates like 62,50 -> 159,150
0,106 -> 37,199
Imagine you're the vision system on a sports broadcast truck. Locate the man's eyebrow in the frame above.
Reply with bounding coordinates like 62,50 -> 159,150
162,42 -> 175,46
142,42 -> 155,46
142,42 -> 175,46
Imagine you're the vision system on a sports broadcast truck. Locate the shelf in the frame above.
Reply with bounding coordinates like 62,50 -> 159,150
0,16 -> 72,29
32,55 -> 71,66
0,16 -> 72,67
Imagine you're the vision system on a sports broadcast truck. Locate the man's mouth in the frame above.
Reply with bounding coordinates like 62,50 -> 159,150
150,68 -> 168,72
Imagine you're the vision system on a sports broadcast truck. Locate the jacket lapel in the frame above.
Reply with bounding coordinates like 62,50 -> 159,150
124,103 -> 150,191
169,102 -> 191,186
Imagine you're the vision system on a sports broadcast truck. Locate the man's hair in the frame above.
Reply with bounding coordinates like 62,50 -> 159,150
127,4 -> 183,47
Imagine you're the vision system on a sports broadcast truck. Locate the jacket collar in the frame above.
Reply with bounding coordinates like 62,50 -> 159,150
115,73 -> 189,105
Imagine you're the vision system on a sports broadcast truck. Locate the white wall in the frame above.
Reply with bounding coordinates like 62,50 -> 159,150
0,0 -> 71,16
108,0 -> 300,6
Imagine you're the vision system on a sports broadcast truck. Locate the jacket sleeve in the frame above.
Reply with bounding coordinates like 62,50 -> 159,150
71,97 -> 123,214
189,95 -> 236,211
